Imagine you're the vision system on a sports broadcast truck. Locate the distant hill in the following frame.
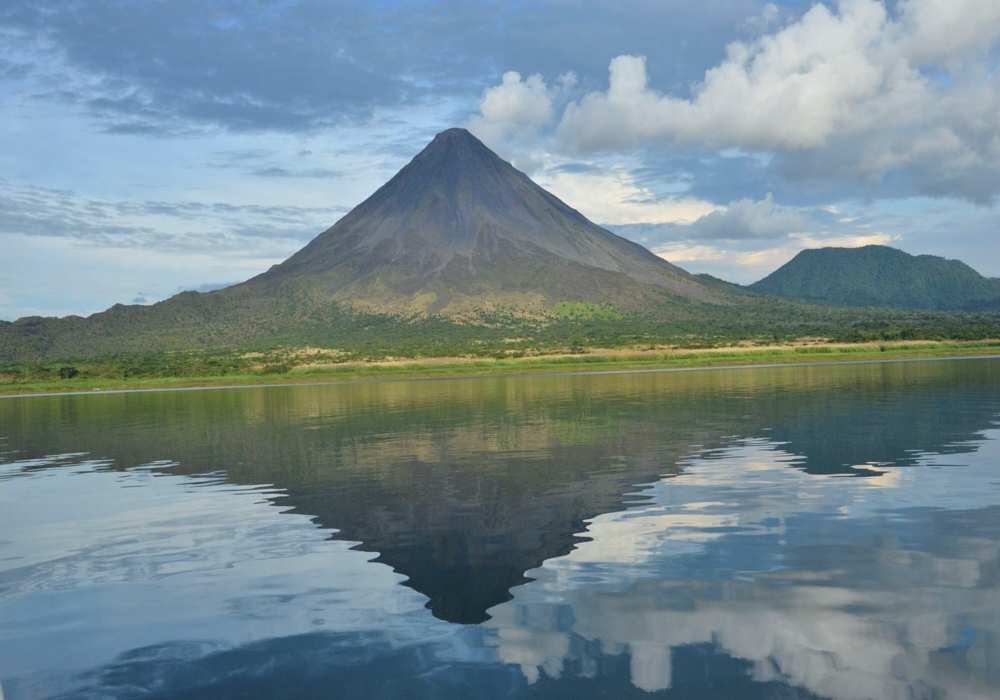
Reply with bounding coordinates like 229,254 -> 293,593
751,245 -> 1000,311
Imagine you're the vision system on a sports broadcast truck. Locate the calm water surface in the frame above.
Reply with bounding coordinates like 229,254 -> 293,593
2,359 -> 1000,699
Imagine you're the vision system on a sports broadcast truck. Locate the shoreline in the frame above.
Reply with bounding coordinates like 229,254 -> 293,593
3,341 -> 1000,398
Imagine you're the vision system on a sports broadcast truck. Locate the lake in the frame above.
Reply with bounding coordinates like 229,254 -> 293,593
2,358 -> 1000,699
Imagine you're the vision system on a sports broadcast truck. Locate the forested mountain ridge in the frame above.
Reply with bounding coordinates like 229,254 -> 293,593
751,245 -> 1000,311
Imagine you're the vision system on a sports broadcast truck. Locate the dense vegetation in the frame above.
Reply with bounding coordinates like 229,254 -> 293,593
751,245 -> 1000,311
3,284 -> 999,388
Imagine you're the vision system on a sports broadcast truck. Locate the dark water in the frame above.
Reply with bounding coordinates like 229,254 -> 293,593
2,359 -> 1000,699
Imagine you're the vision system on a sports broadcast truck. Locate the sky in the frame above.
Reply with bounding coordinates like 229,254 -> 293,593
1,0 -> 999,319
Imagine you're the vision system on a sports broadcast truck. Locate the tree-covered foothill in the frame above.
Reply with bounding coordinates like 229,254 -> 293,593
751,245 -> 1000,311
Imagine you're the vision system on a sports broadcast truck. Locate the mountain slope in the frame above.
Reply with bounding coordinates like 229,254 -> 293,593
243,128 -> 716,314
751,245 -> 1000,311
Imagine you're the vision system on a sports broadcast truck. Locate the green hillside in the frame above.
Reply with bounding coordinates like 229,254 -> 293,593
751,245 -> 1000,311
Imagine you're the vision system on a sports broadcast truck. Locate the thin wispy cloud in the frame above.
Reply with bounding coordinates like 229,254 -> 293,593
0,180 -> 343,254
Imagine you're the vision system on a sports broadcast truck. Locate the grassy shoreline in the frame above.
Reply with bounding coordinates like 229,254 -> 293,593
3,340 -> 1000,397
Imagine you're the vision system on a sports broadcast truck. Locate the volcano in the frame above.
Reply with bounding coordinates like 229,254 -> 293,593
0,128 -> 722,362
243,128 -> 716,314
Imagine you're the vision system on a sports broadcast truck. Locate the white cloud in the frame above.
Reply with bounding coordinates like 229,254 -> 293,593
558,3 -> 907,150
535,166 -> 717,225
559,0 -> 1000,152
466,71 -> 555,149
685,193 -> 808,240
550,0 -> 1000,203
893,0 -> 1000,64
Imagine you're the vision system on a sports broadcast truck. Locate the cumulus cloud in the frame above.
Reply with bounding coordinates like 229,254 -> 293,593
685,193 -> 808,240
893,0 -> 1000,63
559,0 -> 1000,151
550,0 -> 1000,203
466,72 -> 555,148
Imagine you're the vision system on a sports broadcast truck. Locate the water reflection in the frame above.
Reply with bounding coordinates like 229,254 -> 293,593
487,437 -> 1000,698
0,359 -> 999,698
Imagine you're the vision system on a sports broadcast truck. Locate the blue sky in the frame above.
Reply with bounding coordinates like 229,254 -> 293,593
2,0 -> 999,318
